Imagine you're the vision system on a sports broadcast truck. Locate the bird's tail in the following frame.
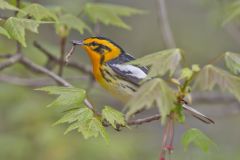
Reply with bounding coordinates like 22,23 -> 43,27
182,104 -> 215,124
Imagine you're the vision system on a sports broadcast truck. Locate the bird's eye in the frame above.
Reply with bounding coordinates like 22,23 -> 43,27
91,42 -> 97,46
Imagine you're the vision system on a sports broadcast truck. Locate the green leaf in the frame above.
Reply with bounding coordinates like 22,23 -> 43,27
18,3 -> 58,21
83,2 -> 145,30
36,86 -> 86,108
225,52 -> 240,75
0,26 -> 10,38
181,128 -> 216,152
193,65 -> 240,101
4,17 -> 41,47
63,108 -> 94,134
60,111 -> 110,142
54,108 -> 93,126
0,0 -> 19,11
128,49 -> 182,78
102,106 -> 125,128
57,14 -> 91,34
78,117 -> 109,142
125,78 -> 176,124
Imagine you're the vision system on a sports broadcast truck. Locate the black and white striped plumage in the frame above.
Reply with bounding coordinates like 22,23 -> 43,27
107,53 -> 148,86
99,52 -> 148,99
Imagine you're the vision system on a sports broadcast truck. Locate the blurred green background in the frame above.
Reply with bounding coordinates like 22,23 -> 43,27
1,0 -> 240,160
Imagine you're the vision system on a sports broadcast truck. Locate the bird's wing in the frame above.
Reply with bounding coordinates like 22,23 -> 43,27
107,53 -> 148,86
108,63 -> 147,86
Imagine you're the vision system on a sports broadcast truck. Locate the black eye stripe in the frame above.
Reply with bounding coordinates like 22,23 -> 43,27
89,43 -> 112,54
91,42 -> 97,46
93,46 -> 105,54
86,41 -> 112,51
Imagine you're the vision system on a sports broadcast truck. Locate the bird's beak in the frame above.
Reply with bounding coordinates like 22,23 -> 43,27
71,40 -> 84,46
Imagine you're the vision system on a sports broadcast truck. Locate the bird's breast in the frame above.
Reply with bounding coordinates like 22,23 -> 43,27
94,64 -> 137,101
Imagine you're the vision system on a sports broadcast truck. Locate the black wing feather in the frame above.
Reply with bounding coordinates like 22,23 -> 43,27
107,53 -> 148,86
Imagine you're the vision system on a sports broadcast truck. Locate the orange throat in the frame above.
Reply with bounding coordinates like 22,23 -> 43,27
83,47 -> 103,82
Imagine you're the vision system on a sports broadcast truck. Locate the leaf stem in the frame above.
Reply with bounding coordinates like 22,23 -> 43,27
180,71 -> 198,95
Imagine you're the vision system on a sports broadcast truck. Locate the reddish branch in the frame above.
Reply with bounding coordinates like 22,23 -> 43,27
159,115 -> 174,160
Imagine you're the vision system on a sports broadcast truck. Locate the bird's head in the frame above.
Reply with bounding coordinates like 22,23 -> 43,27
73,37 -> 124,64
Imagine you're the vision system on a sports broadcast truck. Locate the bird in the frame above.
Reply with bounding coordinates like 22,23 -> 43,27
72,36 -> 214,124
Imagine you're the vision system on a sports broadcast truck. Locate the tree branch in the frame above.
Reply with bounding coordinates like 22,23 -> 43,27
20,57 -> 71,87
127,114 -> 161,125
0,54 -> 22,71
0,75 -> 88,87
0,75 -> 55,87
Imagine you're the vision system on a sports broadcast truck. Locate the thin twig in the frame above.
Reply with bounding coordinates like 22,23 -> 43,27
102,114 -> 161,129
33,41 -> 92,75
68,62 -> 92,75
157,0 -> 176,48
127,114 -> 161,125
0,75 -> 89,87
20,57 -> 71,87
58,37 -> 67,76
65,43 -> 76,64
0,54 -> 22,71
0,54 -> 12,58
33,41 -> 56,60
0,75 -> 55,87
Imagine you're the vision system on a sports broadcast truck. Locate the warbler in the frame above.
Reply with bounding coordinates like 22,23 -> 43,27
73,36 -> 214,124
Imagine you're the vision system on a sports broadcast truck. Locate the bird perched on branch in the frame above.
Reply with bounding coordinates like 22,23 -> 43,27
72,36 -> 214,124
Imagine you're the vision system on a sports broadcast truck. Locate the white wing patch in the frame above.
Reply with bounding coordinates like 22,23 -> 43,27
112,64 -> 147,79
